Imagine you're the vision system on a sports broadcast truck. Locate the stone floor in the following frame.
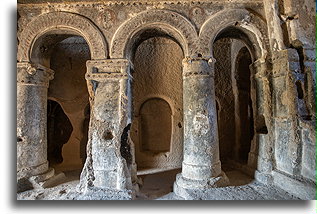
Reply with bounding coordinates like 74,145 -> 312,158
17,166 -> 299,200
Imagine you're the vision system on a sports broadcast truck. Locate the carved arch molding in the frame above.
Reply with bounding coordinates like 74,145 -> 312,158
199,9 -> 269,60
17,11 -> 107,62
110,8 -> 269,60
110,9 -> 199,58
17,9 -> 269,61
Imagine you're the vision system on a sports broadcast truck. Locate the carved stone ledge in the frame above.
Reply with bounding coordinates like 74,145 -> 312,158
17,62 -> 54,87
86,59 -> 130,81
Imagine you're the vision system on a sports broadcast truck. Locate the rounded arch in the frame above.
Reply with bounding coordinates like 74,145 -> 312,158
135,94 -> 176,116
17,11 -> 108,62
110,9 -> 198,59
199,9 -> 269,61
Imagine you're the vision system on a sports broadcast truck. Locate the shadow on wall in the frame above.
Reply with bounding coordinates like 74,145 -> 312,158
47,99 -> 73,165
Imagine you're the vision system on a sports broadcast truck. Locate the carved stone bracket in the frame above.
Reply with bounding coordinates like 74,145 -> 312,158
17,62 -> 54,87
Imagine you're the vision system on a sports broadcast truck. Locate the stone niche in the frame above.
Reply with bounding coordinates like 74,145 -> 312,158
131,37 -> 184,172
139,97 -> 172,153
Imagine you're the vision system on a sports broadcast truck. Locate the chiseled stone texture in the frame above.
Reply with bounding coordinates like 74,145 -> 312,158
17,0 -> 315,200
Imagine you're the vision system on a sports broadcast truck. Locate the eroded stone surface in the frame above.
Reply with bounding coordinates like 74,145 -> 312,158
17,0 -> 316,200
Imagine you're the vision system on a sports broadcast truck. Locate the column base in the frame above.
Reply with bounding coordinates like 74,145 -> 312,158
272,170 -> 316,200
173,171 -> 229,199
17,167 -> 55,193
77,186 -> 134,200
254,170 -> 273,185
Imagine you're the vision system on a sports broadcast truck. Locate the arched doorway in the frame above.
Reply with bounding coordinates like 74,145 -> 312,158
213,32 -> 258,185
17,11 -> 107,191
130,35 -> 184,199
108,10 -> 197,198
32,33 -> 91,184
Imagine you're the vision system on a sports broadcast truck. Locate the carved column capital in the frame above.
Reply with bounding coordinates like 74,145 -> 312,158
250,58 -> 271,79
17,62 -> 54,87
182,56 -> 216,78
85,59 -> 131,82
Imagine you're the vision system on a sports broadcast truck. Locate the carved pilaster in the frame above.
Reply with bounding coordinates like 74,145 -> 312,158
79,59 -> 133,197
271,49 -> 303,176
263,0 -> 285,51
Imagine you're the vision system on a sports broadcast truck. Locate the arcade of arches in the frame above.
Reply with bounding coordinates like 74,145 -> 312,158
17,0 -> 315,200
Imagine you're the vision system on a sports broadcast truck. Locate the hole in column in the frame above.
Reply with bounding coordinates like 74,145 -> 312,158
120,124 -> 132,166
104,131 -> 114,140
130,34 -> 183,199
295,80 -> 311,120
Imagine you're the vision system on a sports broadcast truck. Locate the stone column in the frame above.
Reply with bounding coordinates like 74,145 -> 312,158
78,59 -> 134,199
174,57 -> 229,198
249,59 -> 274,184
17,62 -> 54,192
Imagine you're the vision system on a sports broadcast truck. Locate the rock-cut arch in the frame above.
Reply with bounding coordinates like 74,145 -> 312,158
17,11 -> 107,62
199,9 -> 269,60
110,9 -> 198,59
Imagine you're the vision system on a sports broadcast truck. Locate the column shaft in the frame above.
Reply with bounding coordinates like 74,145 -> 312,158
182,58 -> 221,179
249,60 -> 274,184
174,57 -> 228,197
17,62 -> 54,187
